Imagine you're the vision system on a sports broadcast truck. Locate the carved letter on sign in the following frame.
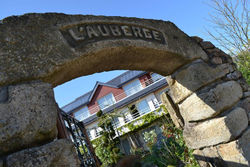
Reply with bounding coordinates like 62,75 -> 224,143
60,23 -> 166,47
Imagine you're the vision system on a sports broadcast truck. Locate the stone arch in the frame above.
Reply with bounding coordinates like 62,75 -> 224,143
0,13 -> 249,166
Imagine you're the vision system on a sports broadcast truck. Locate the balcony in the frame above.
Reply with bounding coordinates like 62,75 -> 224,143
88,104 -> 164,141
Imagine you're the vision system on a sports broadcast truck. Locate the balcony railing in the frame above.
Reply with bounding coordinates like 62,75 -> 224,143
88,105 -> 163,140
76,74 -> 165,121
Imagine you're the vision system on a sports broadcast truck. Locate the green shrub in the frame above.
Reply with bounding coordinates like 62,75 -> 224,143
94,112 -> 123,167
97,110 -> 103,117
235,51 -> 250,84
137,106 -> 199,167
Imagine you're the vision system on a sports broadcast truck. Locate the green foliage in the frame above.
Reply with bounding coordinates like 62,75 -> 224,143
124,105 -> 165,133
143,130 -> 157,144
130,147 -> 149,158
205,0 -> 249,85
235,51 -> 250,84
94,111 -> 123,167
142,137 -> 199,167
97,110 -> 103,117
79,145 -> 88,154
93,106 -> 199,166
134,106 -> 199,167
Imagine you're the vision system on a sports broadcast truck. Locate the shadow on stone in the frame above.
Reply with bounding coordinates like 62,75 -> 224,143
194,154 -> 249,167
0,86 -> 8,103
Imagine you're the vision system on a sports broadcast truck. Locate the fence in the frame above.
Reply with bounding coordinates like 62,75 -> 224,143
60,111 -> 101,167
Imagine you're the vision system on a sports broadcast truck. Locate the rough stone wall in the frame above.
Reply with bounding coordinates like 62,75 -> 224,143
1,139 -> 80,167
0,82 -> 58,156
161,37 -> 250,167
0,13 -> 208,87
0,81 -> 80,167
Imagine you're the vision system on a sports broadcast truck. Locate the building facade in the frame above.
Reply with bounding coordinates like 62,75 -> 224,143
62,70 -> 168,154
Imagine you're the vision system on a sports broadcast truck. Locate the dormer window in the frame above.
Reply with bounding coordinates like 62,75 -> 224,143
123,79 -> 143,96
97,93 -> 116,110
74,106 -> 90,121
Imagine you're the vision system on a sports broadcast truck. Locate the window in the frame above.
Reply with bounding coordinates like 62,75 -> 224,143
74,106 -> 90,121
137,99 -> 151,114
151,73 -> 163,82
97,93 -> 116,110
123,79 -> 143,96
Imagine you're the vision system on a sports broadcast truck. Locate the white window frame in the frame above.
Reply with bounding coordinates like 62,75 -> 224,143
97,93 -> 116,110
74,106 -> 90,121
123,79 -> 143,96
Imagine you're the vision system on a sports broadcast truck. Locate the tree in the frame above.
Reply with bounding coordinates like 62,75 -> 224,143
206,0 -> 249,55
206,0 -> 249,84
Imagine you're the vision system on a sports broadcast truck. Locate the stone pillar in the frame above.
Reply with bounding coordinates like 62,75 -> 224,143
161,37 -> 250,167
0,81 -> 80,166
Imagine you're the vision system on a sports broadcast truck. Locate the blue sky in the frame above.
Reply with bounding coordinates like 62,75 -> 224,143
1,0 -> 214,107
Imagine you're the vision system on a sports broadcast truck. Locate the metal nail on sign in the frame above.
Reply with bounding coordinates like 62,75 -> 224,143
60,23 -> 166,47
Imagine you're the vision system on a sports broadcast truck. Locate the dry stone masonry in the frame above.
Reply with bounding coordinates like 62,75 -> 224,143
0,13 -> 249,166
162,37 -> 250,167
179,80 -> 243,122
